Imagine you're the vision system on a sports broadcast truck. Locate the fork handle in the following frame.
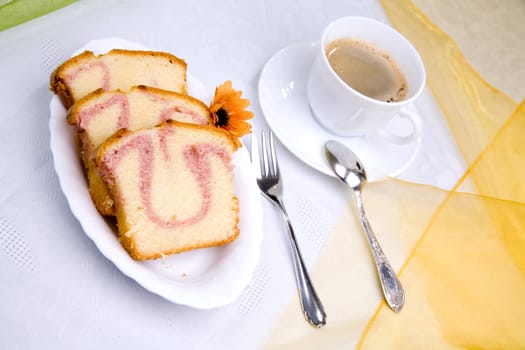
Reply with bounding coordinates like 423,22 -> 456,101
274,198 -> 327,327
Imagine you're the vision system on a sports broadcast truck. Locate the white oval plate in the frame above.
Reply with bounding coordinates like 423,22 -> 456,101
258,42 -> 421,181
49,38 -> 263,309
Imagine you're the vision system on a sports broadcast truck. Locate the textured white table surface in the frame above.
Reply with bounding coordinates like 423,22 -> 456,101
0,1 -> 464,348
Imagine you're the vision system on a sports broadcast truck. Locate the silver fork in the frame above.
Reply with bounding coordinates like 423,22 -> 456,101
251,130 -> 326,328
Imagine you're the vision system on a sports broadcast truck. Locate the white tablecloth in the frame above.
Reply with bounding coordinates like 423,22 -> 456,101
0,0 -> 464,348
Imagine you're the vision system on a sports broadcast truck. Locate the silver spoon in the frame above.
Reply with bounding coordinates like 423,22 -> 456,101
324,140 -> 405,312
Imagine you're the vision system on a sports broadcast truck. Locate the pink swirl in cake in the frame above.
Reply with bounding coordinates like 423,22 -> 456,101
97,123 -> 232,228
100,132 -> 231,228
76,93 -> 130,130
65,61 -> 111,91
96,121 -> 239,260
159,105 -> 210,125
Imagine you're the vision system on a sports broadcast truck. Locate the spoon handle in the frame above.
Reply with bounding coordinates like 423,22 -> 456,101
353,189 -> 405,312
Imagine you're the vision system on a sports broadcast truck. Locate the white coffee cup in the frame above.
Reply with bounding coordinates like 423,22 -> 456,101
307,16 -> 426,144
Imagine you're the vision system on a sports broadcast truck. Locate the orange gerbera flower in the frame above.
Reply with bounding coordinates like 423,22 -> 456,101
209,80 -> 253,148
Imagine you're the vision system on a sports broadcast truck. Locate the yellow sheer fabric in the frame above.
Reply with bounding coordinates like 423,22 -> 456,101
359,104 -> 525,349
266,0 -> 525,348
360,1 -> 525,346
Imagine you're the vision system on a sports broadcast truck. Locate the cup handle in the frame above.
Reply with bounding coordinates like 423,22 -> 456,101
378,107 -> 422,145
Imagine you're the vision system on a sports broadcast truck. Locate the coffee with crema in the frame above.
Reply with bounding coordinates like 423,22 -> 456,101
325,38 -> 407,103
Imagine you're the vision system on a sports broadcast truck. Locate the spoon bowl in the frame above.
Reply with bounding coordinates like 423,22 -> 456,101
325,140 -> 405,312
324,140 -> 367,190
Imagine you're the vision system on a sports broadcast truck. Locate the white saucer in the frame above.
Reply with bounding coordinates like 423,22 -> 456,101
258,42 -> 422,181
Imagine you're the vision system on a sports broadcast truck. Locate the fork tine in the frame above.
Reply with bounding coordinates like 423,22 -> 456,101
261,130 -> 270,178
250,133 -> 262,178
269,131 -> 280,178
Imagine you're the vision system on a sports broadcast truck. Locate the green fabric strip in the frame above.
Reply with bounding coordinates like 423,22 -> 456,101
0,0 -> 76,31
